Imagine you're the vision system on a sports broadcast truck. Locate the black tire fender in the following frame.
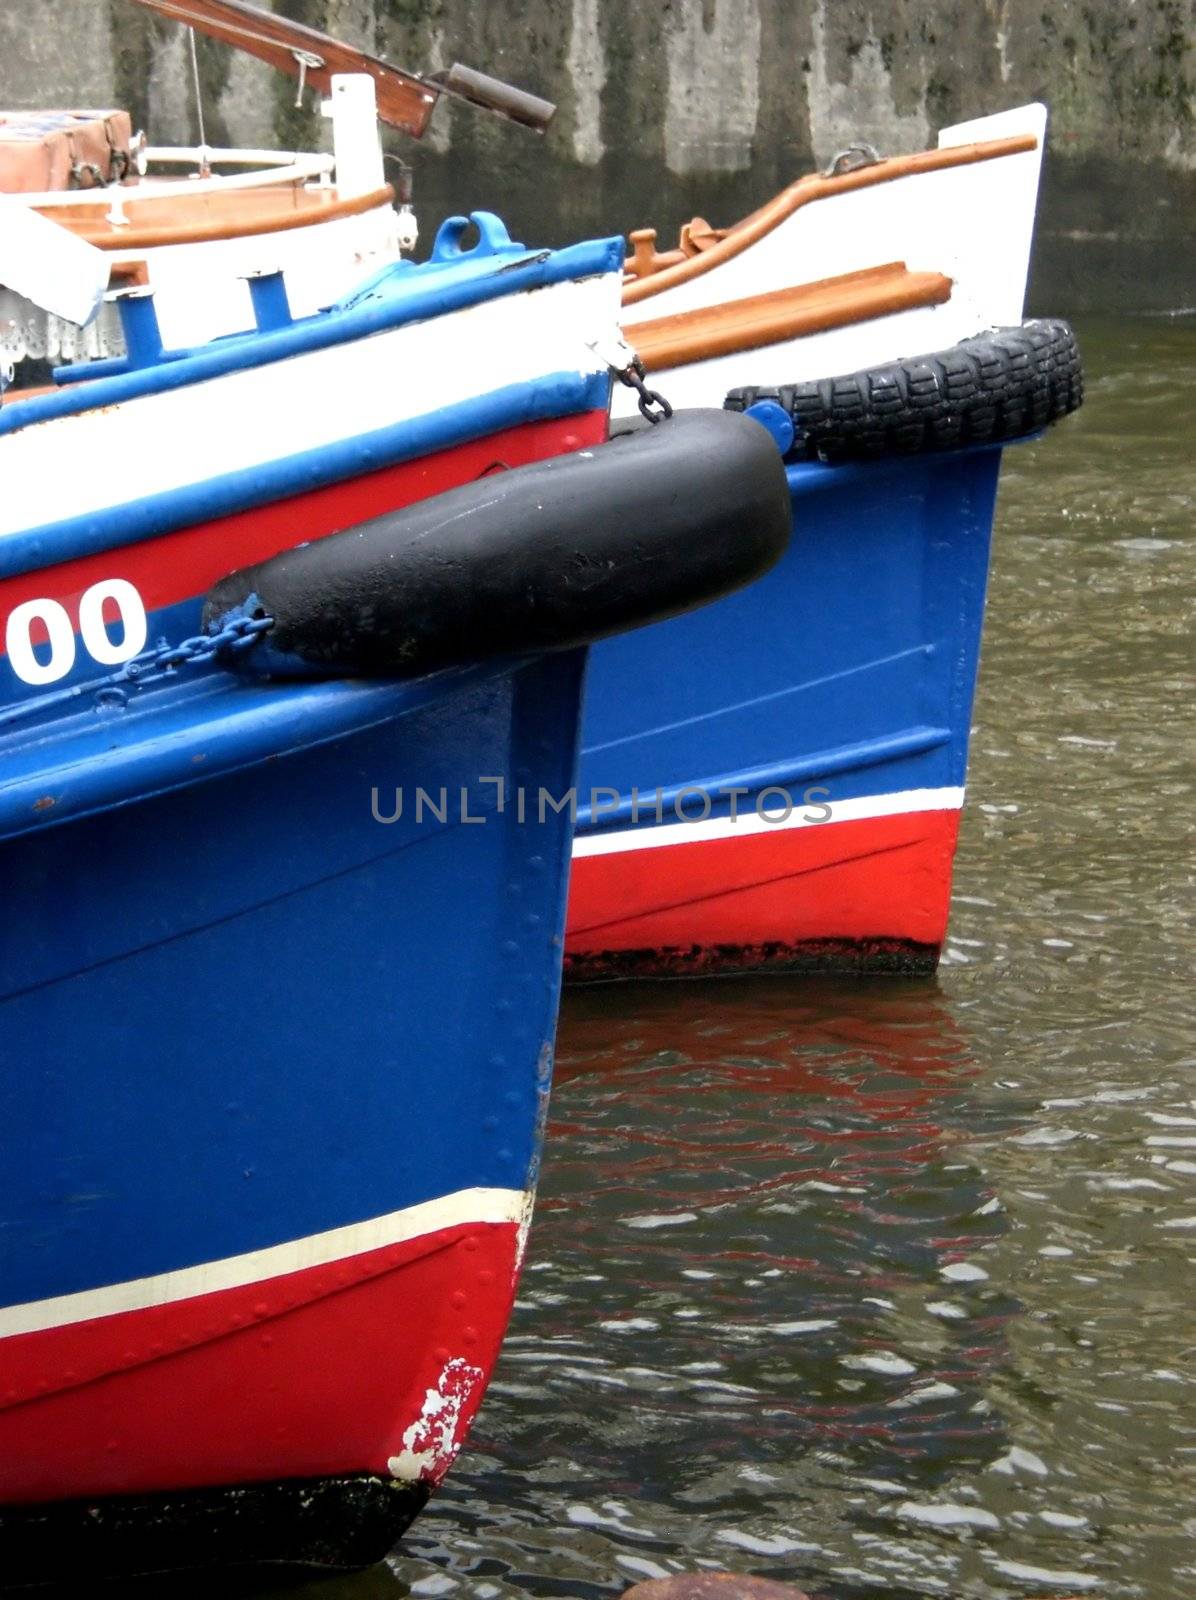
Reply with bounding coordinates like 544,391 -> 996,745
725,319 -> 1083,464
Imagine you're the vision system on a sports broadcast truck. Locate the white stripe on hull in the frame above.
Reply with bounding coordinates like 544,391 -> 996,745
572,785 -> 965,859
0,1185 -> 525,1341
0,269 -> 620,540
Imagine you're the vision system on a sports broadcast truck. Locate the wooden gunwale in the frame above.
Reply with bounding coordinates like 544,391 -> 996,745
624,263 -> 953,372
622,133 -> 1037,305
36,182 -> 395,252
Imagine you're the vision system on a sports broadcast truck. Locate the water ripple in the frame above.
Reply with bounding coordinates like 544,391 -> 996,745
378,316 -> 1196,1599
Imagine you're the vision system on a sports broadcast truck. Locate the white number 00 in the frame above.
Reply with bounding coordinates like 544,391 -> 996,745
5,579 -> 148,687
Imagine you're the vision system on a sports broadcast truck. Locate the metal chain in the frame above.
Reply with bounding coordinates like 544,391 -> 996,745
617,355 -> 674,425
0,613 -> 273,732
121,612 -> 273,684
586,337 -> 676,425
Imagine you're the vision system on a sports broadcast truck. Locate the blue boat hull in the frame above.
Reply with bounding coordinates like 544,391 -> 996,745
0,216 -> 627,1573
0,652 -> 583,1562
567,445 -> 1004,976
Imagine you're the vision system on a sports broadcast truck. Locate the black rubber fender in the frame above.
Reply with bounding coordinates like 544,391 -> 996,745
203,408 -> 791,678
725,318 -> 1083,464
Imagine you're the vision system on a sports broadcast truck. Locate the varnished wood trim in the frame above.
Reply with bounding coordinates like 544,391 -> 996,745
622,134 -> 1037,306
108,258 -> 150,287
624,263 -> 953,372
1,383 -> 59,405
39,182 -> 395,252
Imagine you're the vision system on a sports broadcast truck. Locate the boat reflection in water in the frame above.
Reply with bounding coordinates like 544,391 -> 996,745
391,978 -> 1027,1598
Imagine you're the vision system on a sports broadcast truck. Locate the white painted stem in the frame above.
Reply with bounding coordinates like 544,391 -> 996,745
323,74 -> 386,200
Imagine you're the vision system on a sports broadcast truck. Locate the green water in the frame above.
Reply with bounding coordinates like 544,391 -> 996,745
378,316 -> 1195,1600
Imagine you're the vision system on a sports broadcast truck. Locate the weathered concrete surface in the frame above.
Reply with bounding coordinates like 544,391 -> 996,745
1,0 -> 1192,312
0,0 -> 115,107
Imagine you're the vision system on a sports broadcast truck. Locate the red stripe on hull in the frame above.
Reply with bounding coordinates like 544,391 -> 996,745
566,808 -> 962,973
0,1220 -> 518,1505
0,411 -> 607,643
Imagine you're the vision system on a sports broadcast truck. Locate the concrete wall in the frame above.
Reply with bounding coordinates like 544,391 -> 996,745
2,0 -> 1193,312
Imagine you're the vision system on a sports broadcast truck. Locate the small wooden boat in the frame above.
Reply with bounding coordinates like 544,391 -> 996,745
0,219 -> 788,1579
616,102 -> 1049,412
1,0 -> 551,371
567,106 -> 1084,979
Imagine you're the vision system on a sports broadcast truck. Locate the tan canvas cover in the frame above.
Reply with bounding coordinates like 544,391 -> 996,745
0,110 -> 133,195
